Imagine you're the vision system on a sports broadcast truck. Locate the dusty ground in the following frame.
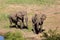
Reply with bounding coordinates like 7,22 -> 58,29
0,4 -> 60,40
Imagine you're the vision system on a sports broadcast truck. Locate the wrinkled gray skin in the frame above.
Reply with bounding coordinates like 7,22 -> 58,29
32,14 -> 46,34
9,11 -> 28,29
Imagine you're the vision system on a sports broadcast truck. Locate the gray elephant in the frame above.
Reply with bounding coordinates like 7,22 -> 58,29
17,11 -> 28,29
32,13 -> 46,34
9,11 -> 28,29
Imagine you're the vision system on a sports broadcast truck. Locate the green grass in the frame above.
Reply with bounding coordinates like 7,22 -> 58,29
0,0 -> 56,5
4,31 -> 25,40
0,13 -> 9,21
0,0 -> 58,13
0,13 -> 10,29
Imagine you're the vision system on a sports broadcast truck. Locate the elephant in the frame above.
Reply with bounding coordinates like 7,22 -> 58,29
32,13 -> 46,34
17,11 -> 28,29
9,11 -> 28,29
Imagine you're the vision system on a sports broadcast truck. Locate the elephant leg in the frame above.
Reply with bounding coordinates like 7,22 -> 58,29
32,24 -> 36,33
39,24 -> 43,33
18,19 -> 24,29
32,23 -> 39,34
34,23 -> 39,34
25,17 -> 28,29
22,17 -> 25,28
9,19 -> 12,27
15,21 -> 18,28
17,20 -> 22,29
20,20 -> 23,29
36,23 -> 40,34
39,21 -> 43,32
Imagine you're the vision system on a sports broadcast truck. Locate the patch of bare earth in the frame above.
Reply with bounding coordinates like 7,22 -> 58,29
21,29 -> 44,40
0,28 -> 17,35
0,28 -> 43,40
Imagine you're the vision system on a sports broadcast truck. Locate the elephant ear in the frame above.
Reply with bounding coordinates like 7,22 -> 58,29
22,10 -> 27,16
41,14 -> 47,20
17,12 -> 22,17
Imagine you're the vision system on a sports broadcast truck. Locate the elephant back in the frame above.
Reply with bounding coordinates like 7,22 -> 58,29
9,13 -> 17,21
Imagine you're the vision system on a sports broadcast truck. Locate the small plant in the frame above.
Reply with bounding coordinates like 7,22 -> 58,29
4,32 -> 25,40
42,27 -> 60,40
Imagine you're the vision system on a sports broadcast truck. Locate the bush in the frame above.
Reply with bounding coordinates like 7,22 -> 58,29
42,27 -> 60,40
4,32 -> 25,40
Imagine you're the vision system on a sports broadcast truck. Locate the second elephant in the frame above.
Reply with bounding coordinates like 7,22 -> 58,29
32,13 -> 46,34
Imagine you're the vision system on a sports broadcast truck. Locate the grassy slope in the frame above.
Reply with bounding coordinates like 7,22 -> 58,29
0,0 -> 60,31
0,0 -> 56,10
1,0 -> 56,4
0,0 -> 56,28
0,0 -> 60,40
0,0 -> 56,11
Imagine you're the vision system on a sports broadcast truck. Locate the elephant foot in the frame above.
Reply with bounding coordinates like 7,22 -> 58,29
17,25 -> 22,29
32,29 -> 36,33
32,29 -> 34,32
32,29 -> 39,34
10,25 -> 17,28
39,29 -> 45,33
35,30 -> 39,34
22,26 -> 28,29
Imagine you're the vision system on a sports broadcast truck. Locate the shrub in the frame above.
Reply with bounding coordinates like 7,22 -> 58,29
42,27 -> 60,40
4,32 -> 25,40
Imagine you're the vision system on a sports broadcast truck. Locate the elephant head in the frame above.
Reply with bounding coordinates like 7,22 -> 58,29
9,13 -> 18,28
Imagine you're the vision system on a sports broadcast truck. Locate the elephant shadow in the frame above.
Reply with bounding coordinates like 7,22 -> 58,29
10,25 -> 17,28
32,28 -> 45,34
22,25 -> 28,29
17,25 -> 28,29
10,25 -> 28,29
